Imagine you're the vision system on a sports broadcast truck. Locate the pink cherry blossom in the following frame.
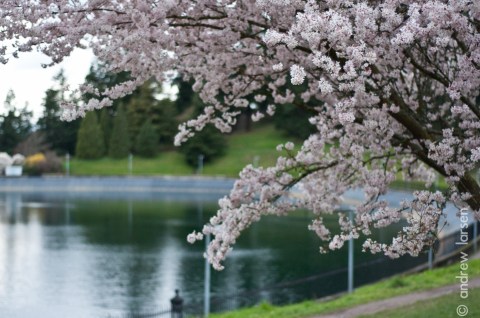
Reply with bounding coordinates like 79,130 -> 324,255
2,0 -> 479,270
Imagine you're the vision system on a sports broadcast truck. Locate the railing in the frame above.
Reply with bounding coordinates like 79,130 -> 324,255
111,308 -> 172,318
108,256 -> 414,318
110,220 -> 479,318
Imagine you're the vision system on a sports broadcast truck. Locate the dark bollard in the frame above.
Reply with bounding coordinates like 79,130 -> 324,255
170,289 -> 184,318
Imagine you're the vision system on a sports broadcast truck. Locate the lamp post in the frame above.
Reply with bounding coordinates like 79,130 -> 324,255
65,153 -> 70,176
204,233 -> 211,317
128,153 -> 133,175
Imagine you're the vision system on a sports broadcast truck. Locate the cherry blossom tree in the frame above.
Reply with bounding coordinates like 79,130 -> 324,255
1,0 -> 479,270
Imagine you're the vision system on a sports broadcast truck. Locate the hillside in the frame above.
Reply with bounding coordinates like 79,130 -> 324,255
69,124 -> 298,177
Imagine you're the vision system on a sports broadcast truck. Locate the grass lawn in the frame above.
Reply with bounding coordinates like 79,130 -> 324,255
360,287 -> 480,318
202,125 -> 295,176
70,152 -> 194,176
69,125 -> 297,177
209,259 -> 480,318
68,124 -> 455,190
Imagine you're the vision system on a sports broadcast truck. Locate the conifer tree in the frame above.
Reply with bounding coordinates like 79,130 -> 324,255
108,107 -> 130,158
127,82 -> 177,147
180,125 -> 227,168
127,82 -> 156,143
99,108 -> 112,153
0,90 -> 32,154
134,120 -> 158,158
153,99 -> 177,146
75,112 -> 105,159
37,70 -> 80,155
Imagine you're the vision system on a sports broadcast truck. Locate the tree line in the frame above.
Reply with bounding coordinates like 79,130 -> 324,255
1,63 -> 311,169
0,64 -> 230,168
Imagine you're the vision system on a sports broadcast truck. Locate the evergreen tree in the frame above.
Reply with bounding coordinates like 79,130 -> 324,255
75,112 -> 105,159
152,99 -> 177,146
99,108 -> 112,153
37,70 -> 81,154
127,82 -> 177,146
273,103 -> 316,139
173,86 -> 227,167
180,125 -> 227,168
134,120 -> 158,157
109,106 -> 130,158
127,82 -> 157,143
173,77 -> 195,115
84,62 -> 136,106
0,90 -> 32,154
83,63 -> 140,149
37,87 -> 80,155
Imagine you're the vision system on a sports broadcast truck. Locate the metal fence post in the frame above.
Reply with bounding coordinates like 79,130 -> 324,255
348,209 -> 354,293
170,289 -> 183,318
204,233 -> 211,317
253,155 -> 260,167
428,247 -> 433,269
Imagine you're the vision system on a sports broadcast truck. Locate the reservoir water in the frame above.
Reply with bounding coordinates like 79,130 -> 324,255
0,190 -> 429,317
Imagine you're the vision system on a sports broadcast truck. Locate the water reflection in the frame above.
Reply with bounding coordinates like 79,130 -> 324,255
0,191 -> 428,317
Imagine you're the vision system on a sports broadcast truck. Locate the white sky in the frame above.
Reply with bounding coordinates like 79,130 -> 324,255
0,48 -> 178,123
0,48 -> 95,121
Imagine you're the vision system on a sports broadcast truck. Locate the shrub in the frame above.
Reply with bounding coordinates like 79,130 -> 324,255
24,152 -> 63,176
24,153 -> 47,166
180,125 -> 227,168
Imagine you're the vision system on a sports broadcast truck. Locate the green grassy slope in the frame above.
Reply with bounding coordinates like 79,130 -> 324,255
210,259 -> 480,318
69,125 -> 296,177
68,123 -> 450,192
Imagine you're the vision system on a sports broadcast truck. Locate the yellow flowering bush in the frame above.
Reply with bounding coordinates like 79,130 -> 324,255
23,152 -> 62,176
24,153 -> 47,167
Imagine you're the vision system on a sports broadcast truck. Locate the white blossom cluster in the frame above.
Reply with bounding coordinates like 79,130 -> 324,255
1,0 -> 480,269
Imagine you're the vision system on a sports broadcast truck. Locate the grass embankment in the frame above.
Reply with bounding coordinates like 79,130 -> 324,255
70,125 -> 292,178
69,123 -> 450,191
209,259 -> 480,318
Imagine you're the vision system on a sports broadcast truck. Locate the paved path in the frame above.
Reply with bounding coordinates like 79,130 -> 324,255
473,249 -> 480,259
311,277 -> 480,318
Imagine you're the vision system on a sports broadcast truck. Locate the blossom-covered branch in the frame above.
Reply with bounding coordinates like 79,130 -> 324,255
2,0 -> 479,269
